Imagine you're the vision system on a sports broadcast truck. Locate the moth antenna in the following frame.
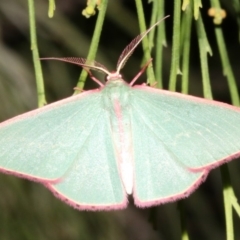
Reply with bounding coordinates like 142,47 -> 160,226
116,15 -> 170,73
41,57 -> 111,76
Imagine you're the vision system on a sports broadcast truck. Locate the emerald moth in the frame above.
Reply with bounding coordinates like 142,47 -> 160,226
0,17 -> 240,210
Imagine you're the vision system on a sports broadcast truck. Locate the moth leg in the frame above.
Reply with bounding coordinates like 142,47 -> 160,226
130,58 -> 153,86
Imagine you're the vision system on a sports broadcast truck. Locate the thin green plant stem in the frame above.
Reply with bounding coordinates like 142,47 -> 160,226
168,0 -> 181,91
231,188 -> 240,217
155,0 -> 166,89
209,0 -> 240,106
48,0 -> 56,18
135,0 -> 155,85
181,3 -> 192,94
193,0 -> 202,20
214,29 -> 239,105
148,0 -> 158,51
182,0 -> 190,10
221,165 -> 234,240
195,14 -> 213,100
75,0 -> 108,92
28,0 -> 46,107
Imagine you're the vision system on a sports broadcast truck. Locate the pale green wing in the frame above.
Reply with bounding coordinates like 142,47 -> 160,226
0,91 -> 126,210
130,85 -> 240,207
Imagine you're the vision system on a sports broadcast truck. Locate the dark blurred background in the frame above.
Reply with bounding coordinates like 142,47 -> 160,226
0,0 -> 240,239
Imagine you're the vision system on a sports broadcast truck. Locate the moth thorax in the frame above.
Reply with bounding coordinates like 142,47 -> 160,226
107,72 -> 122,82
